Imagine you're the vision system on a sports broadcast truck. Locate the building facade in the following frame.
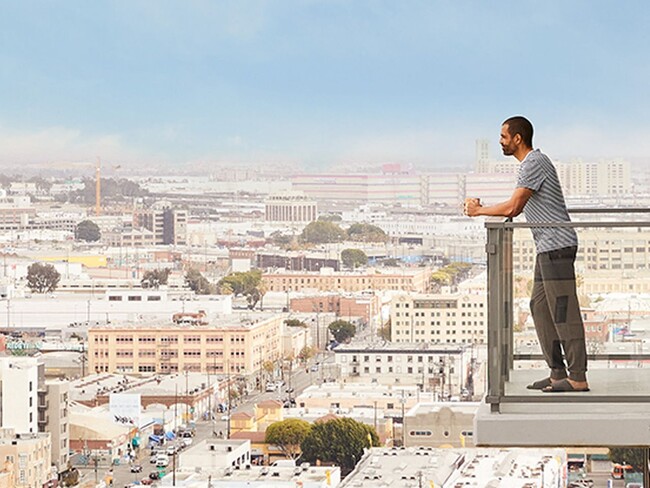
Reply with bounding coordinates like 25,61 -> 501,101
264,268 -> 430,294
390,293 -> 486,345
134,203 -> 188,246
88,314 -> 284,378
334,343 -> 470,396
264,192 -> 317,223
290,294 -> 381,326
43,380 -> 70,474
0,357 -> 38,434
0,429 -> 52,488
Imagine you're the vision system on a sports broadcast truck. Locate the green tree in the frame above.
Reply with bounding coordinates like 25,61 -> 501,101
74,220 -> 101,242
318,214 -> 342,222
328,320 -> 356,343
301,221 -> 345,244
270,231 -> 294,248
218,270 -> 264,309
377,319 -> 391,341
285,319 -> 308,328
28,176 -> 53,193
341,248 -> 368,269
609,447 -> 645,472
27,262 -> 61,293
185,268 -> 215,295
265,419 -> 312,460
297,345 -> 315,363
346,223 -> 388,243
300,418 -> 379,474
430,271 -> 451,288
141,268 -> 171,289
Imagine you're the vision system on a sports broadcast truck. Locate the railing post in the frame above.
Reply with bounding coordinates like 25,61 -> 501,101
486,222 -> 514,413
503,225 -> 514,376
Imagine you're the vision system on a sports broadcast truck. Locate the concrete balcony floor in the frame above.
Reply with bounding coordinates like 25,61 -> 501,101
475,368 -> 650,447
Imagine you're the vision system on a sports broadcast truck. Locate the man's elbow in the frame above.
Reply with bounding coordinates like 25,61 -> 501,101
504,204 -> 524,218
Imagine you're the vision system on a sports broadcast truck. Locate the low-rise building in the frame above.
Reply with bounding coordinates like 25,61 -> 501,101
341,447 -> 566,488
334,342 -> 473,397
88,312 -> 285,377
403,402 -> 479,448
264,267 -> 430,294
294,383 -> 433,419
290,293 -> 381,327
158,464 -> 341,487
178,439 -> 251,470
264,191 -> 318,223
0,428 -> 53,488
390,292 -> 486,345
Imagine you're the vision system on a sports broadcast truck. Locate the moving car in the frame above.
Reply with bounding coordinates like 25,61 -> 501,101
130,464 -> 143,473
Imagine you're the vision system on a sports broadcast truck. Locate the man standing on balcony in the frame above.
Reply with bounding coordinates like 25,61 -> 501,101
464,116 -> 589,392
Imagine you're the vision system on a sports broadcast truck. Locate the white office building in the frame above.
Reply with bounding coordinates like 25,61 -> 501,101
0,357 -> 39,433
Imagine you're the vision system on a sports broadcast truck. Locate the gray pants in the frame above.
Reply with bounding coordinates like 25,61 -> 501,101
530,246 -> 587,382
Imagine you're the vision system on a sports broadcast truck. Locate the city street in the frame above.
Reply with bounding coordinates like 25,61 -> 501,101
77,355 -> 330,487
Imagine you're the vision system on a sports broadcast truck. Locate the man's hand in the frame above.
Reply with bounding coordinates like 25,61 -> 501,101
464,198 -> 481,217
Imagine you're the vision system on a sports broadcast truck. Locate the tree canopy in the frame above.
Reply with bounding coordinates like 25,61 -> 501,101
301,221 -> 346,244
218,270 -> 265,309
341,248 -> 368,269
185,268 -> 215,295
70,177 -> 148,204
346,223 -> 388,243
431,262 -> 473,290
300,418 -> 379,474
265,419 -> 312,460
318,214 -> 342,222
141,268 -> 171,289
75,220 -> 101,242
285,319 -> 308,328
27,262 -> 61,293
328,320 -> 356,343
609,447 -> 646,472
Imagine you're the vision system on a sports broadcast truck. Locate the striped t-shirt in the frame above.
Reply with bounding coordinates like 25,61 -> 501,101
516,149 -> 578,254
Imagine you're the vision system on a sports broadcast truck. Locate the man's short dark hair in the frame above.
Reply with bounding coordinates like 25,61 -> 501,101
503,116 -> 533,147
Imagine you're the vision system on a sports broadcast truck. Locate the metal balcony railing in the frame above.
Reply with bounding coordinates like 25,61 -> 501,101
485,208 -> 650,412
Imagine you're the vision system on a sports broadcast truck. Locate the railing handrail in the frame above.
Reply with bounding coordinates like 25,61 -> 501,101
486,220 -> 650,229
568,207 -> 650,214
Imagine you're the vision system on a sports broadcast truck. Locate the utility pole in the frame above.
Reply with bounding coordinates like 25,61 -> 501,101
226,361 -> 231,439
174,384 -> 178,433
400,389 -> 406,446
185,369 -> 189,422
172,449 -> 176,486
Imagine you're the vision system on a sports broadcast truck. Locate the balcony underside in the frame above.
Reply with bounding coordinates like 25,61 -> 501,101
475,368 -> 650,447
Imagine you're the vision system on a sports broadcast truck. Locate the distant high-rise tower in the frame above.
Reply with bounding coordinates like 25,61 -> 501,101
475,139 -> 490,171
476,139 -> 489,163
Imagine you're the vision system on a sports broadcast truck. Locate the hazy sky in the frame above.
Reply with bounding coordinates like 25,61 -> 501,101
1,1 -> 649,170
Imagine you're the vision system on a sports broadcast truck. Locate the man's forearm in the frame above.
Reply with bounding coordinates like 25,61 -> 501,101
475,200 -> 517,218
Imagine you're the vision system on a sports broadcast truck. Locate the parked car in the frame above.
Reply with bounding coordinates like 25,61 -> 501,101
149,471 -> 161,480
140,478 -> 153,485
130,464 -> 143,473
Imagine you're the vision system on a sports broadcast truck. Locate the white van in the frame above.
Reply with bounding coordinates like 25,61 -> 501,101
156,454 -> 169,467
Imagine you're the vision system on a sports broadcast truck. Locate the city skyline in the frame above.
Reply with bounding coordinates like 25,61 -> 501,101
1,1 -> 649,170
